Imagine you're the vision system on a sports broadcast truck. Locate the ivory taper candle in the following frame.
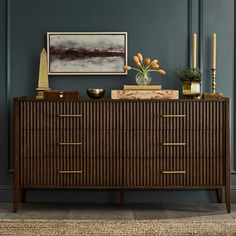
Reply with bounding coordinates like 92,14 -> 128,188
192,33 -> 197,68
212,33 -> 217,69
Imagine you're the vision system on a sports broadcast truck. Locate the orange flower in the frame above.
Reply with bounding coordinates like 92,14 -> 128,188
157,69 -> 167,75
123,65 -> 131,71
137,53 -> 143,62
122,53 -> 166,75
144,58 -> 151,65
136,61 -> 142,67
133,55 -> 139,63
151,64 -> 160,69
133,56 -> 142,67
150,59 -> 159,65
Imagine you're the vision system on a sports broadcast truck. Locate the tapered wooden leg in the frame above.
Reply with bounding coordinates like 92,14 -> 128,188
225,186 -> 231,213
14,188 -> 20,213
119,191 -> 125,207
216,188 -> 223,203
225,99 -> 231,213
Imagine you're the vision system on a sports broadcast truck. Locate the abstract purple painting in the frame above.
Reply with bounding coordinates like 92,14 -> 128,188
47,32 -> 127,75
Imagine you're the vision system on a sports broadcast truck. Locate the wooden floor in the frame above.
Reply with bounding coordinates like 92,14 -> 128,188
0,203 -> 235,220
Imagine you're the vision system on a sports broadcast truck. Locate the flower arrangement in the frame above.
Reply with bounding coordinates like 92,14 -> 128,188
123,53 -> 166,76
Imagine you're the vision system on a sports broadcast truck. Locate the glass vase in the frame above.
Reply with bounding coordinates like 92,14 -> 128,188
135,72 -> 152,85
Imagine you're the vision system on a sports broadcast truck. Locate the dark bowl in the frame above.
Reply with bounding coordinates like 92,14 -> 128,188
87,88 -> 105,99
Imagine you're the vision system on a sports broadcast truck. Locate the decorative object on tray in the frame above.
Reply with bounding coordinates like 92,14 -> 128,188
44,90 -> 79,100
87,88 -> 105,99
123,85 -> 161,90
202,33 -> 223,99
123,53 -> 166,85
202,92 -> 223,99
177,67 -> 201,98
36,48 -> 51,99
47,32 -> 127,75
111,90 -> 178,99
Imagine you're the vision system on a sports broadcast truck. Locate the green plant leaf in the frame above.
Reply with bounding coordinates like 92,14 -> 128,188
177,66 -> 202,82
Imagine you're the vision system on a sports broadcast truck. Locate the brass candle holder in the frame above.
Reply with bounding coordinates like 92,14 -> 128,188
202,33 -> 223,99
211,68 -> 216,93
202,68 -> 223,99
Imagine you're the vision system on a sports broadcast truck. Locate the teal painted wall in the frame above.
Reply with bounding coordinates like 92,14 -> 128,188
0,0 -> 235,202
10,0 -> 188,98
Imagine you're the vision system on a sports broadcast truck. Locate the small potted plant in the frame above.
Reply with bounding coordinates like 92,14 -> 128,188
177,67 -> 202,97
123,53 -> 166,85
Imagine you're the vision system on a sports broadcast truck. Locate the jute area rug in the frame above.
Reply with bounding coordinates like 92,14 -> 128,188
0,219 -> 236,236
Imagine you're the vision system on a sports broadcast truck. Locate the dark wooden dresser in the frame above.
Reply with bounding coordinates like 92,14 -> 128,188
14,98 -> 231,212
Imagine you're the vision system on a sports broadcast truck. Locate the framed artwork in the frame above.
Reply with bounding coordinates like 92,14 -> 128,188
47,32 -> 128,75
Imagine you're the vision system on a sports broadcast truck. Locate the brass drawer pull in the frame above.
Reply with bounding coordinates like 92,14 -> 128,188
162,115 -> 186,118
162,143 -> 186,146
58,114 -> 82,117
163,171 -> 186,174
58,170 -> 83,174
58,143 -> 82,146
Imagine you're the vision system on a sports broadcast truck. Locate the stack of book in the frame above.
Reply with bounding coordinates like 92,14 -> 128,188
123,85 -> 162,90
111,85 -> 179,99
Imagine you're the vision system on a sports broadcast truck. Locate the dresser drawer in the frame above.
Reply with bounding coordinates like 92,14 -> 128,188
19,100 -> 225,131
20,157 -> 122,187
122,101 -> 225,130
20,130 -> 124,158
21,129 -> 224,158
19,101 -> 124,130
124,130 -> 224,158
123,157 -> 225,187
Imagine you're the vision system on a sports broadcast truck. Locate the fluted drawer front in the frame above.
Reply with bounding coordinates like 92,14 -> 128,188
20,157 -> 122,187
21,130 -> 124,158
19,100 -> 225,131
123,157 -> 224,187
123,101 -> 224,130
21,129 -> 224,158
19,101 -> 124,130
124,130 -> 224,158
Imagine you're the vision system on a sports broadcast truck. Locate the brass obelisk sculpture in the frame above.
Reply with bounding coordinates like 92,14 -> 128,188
36,48 -> 50,99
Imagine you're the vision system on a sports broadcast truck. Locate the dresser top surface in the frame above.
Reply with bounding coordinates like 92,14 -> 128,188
15,97 -> 229,103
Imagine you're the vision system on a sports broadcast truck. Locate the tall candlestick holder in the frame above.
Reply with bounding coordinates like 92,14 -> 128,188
211,68 -> 216,93
202,68 -> 223,99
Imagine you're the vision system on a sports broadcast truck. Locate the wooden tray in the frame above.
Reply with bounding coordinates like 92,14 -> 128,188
111,90 -> 179,99
44,90 -> 79,100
